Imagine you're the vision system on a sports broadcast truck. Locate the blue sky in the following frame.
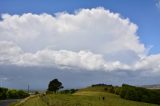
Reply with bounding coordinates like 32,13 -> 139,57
0,0 -> 160,54
1,0 -> 160,89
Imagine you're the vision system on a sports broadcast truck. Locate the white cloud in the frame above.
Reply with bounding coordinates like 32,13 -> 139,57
0,7 -> 160,73
0,41 -> 130,71
0,41 -> 22,64
0,40 -> 160,74
134,54 -> 160,72
17,49 -> 106,70
0,8 -> 145,57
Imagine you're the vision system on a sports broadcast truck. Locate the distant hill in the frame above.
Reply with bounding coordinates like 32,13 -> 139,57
141,84 -> 160,89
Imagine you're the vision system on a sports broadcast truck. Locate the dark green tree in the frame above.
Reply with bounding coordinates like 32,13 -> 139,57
0,87 -> 8,100
47,79 -> 63,93
120,84 -> 160,105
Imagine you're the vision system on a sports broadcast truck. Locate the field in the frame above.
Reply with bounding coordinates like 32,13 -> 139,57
12,86 -> 159,106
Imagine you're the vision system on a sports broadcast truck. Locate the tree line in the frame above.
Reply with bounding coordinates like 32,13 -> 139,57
0,87 -> 29,100
120,84 -> 160,105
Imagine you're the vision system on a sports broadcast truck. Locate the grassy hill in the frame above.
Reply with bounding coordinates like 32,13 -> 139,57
11,86 -> 159,106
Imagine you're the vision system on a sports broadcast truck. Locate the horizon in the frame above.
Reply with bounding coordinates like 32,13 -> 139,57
1,0 -> 160,90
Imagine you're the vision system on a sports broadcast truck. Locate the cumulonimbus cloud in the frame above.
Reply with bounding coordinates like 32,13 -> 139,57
0,40 -> 160,74
0,7 -> 145,55
0,41 -> 129,71
0,7 -> 159,73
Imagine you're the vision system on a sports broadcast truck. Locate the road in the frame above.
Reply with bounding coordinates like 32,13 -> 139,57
0,99 -> 18,106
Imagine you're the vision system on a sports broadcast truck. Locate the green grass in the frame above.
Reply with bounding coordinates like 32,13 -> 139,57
12,86 -> 160,106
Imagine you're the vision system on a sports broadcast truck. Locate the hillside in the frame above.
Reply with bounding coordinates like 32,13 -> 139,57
11,86 -> 159,106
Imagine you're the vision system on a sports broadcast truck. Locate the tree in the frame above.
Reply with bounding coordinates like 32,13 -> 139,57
47,79 -> 63,93
0,87 -> 8,100
120,84 -> 160,105
7,90 -> 18,99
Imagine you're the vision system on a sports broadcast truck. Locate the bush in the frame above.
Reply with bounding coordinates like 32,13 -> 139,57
0,87 -> 8,100
104,85 -> 122,95
60,89 -> 78,94
17,90 -> 29,98
0,87 -> 29,100
120,84 -> 160,105
34,91 -> 39,95
7,90 -> 18,99
114,87 -> 121,95
46,90 -> 53,94
91,84 -> 108,87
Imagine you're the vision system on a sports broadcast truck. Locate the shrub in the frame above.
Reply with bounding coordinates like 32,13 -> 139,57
60,89 -> 78,94
0,87 -> 29,100
34,91 -> 40,95
120,84 -> 160,105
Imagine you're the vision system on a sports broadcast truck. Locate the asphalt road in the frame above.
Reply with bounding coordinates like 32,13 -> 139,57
0,99 -> 18,106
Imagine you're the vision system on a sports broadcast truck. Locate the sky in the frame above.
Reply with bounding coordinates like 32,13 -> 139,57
0,0 -> 160,90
